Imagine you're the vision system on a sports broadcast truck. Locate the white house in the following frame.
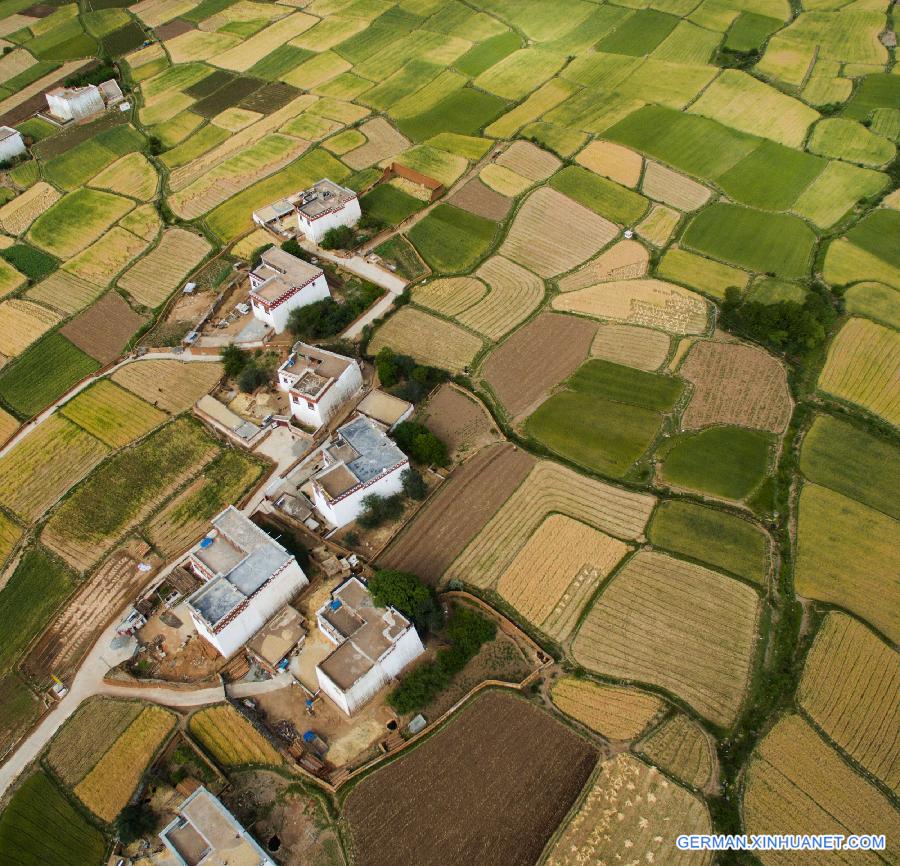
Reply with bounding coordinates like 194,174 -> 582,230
252,179 -> 360,244
311,414 -> 408,528
159,786 -> 275,866
316,576 -> 425,715
44,79 -> 122,123
184,506 -> 309,659
0,127 -> 26,164
248,246 -> 330,333
278,342 -> 362,430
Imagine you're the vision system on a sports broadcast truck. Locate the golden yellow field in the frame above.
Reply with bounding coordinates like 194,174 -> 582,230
119,203 -> 162,242
369,307 -> 483,375
0,299 -> 62,356
495,140 -> 561,181
60,380 -> 167,449
165,29 -> 239,64
412,276 -> 487,317
638,713 -> 716,790
341,117 -> 408,170
497,515 -> 629,641
132,0 -> 195,27
501,187 -> 618,277
74,705 -> 175,821
0,258 -> 25,296
445,461 -> 655,589
214,107 -> 263,132
641,161 -> 711,211
817,317 -> 900,426
576,140 -> 643,187
544,754 -> 713,866
572,550 -> 760,727
25,270 -> 105,315
557,239 -> 649,292
0,182 -> 60,236
553,278 -> 710,335
0,510 -> 22,565
478,164 -> 532,197
742,714 -> 898,866
189,704 -> 282,767
797,611 -> 899,793
111,359 -> 224,413
90,153 -> 159,202
637,204 -> 681,246
118,228 -> 211,308
232,228 -> 275,261
63,227 -> 151,288
0,406 -> 18,444
550,676 -> 664,740
591,322 -> 670,371
485,79 -> 577,139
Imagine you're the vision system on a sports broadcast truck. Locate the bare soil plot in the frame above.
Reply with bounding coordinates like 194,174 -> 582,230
550,676 -> 665,740
591,322 -> 670,372
154,18 -> 193,40
342,117 -> 410,170
680,341 -> 791,433
0,299 -> 62,357
446,461 -> 656,589
557,239 -> 650,292
575,140 -> 643,188
501,187 -> 618,278
572,550 -> 760,727
420,383 -> 498,460
544,755 -> 712,866
641,161 -> 711,211
482,311 -> 597,418
111,359 -> 223,412
637,713 -> 717,790
495,141 -> 561,181
60,292 -> 147,364
25,270 -> 104,315
377,442 -> 534,583
343,691 -> 597,866
447,178 -> 512,221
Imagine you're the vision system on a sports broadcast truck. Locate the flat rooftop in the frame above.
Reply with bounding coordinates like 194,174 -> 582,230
297,179 -> 356,219
357,390 -> 412,427
246,605 -> 305,667
0,126 -> 20,142
251,248 -> 322,302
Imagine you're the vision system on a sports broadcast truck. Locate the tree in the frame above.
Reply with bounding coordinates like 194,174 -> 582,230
368,569 -> 440,631
375,347 -> 399,387
222,344 -> 248,378
116,802 -> 156,844
392,422 -> 449,466
320,225 -> 355,250
237,363 -> 269,393
401,467 -> 427,500
280,238 -> 307,259
357,492 -> 405,528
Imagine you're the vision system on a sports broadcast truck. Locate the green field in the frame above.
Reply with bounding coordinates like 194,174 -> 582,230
843,282 -> 900,329
455,31 -> 521,77
60,380 -> 167,449
845,209 -> 900,268
396,88 -> 508,142
649,500 -> 769,584
374,235 -> 428,281
360,184 -> 426,226
682,204 -> 816,277
0,333 -> 100,419
549,166 -> 648,225
841,73 -> 900,121
568,359 -> 683,412
662,426 -> 773,500
407,204 -> 496,273
748,277 -> 807,305
0,772 -> 106,866
808,118 -> 896,167
0,672 -> 40,758
28,189 -> 132,260
0,245 -> 57,281
597,9 -> 679,56
724,12 -> 782,52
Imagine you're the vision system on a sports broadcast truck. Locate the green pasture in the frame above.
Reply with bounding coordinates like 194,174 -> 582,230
455,31 -> 521,77
808,118 -> 896,167
9,161 -> 40,189
0,673 -> 40,759
748,277 -> 807,305
843,282 -> 900,329
724,12 -> 782,52
658,248 -> 748,301
406,205 -> 496,273
249,45 -> 313,80
0,245 -> 57,281
520,122 -> 587,158
841,73 -> 900,121
359,60 -> 441,111
360,184 -> 426,227
374,235 -> 428,281
396,88 -> 508,142
28,189 -> 133,260
549,166 -> 648,226
845,209 -> 900,267
597,9 -> 679,56
793,161 -> 888,229
160,125 -> 229,170
568,359 -> 683,413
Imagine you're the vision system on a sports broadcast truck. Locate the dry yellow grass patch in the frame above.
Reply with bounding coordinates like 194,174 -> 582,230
0,299 -> 62,356
0,406 -> 18,444
214,107 -> 263,132
0,182 -> 60,236
412,276 -> 487,317
641,161 -> 711,211
0,48 -> 35,80
189,704 -> 282,767
90,153 -> 159,201
64,227 -> 150,287
25,270 -> 104,315
341,117 -> 409,170
369,308 -> 482,375
591,322 -> 670,371
118,228 -> 211,308
125,41 -> 165,70
140,91 -> 193,127
501,186 -> 618,278
479,164 -> 532,197
165,29 -> 238,63
575,140 -> 643,188
112,359 -> 223,412
557,239 -> 649,292
551,676 -> 664,740
0,259 -> 25,296
215,11 -> 317,70
497,514 -> 629,640
637,204 -> 681,246
446,460 -> 655,589
232,228 -> 274,260
638,713 -> 716,790
132,0 -> 194,27
119,203 -> 162,242
573,550 -> 760,727
74,706 -> 175,821
496,141 -> 561,182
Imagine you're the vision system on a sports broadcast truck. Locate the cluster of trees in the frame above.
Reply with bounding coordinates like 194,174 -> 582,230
320,215 -> 386,251
374,347 -> 449,403
393,421 -> 449,466
221,344 -> 276,393
714,47 -> 762,69
357,467 -> 427,528
368,569 -> 442,632
65,62 -> 118,88
287,278 -> 381,340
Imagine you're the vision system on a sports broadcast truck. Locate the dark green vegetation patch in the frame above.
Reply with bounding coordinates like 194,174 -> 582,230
723,12 -> 782,52
845,209 -> 900,267
248,44 -> 313,80
549,165 -> 648,225
397,87 -> 509,142
374,235 -> 428,281
596,9 -> 679,55
361,184 -> 426,226
407,204 -> 496,273
569,359 -> 683,412
0,244 -> 57,281
842,73 -> 900,121
101,21 -> 146,56
190,76 -> 265,117
454,30 -> 521,77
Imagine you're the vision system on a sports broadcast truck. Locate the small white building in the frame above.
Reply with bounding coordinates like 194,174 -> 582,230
184,506 -> 309,659
278,342 -> 362,430
252,179 -> 360,245
248,246 -> 330,334
316,576 -> 425,715
0,127 -> 26,164
311,414 -> 408,528
44,79 -> 122,123
159,786 -> 275,866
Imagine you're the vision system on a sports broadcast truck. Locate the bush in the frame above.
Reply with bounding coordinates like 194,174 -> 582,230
65,63 -> 117,88
249,242 -> 274,268
287,280 -> 381,339
221,344 -> 249,378
357,492 -> 405,528
237,362 -> 270,393
375,348 -> 449,402
401,467 -> 427,500
280,238 -> 307,260
393,421 -> 449,466
320,225 -> 355,250
368,569 -> 441,632
147,136 -> 163,156
116,802 -> 155,845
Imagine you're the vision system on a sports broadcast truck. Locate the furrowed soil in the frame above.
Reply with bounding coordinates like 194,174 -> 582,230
419,383 -> 499,460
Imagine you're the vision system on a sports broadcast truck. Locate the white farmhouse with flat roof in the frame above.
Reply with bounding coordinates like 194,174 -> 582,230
184,506 -> 309,658
311,414 -> 408,528
316,576 -> 425,715
248,247 -> 330,333
252,179 -> 360,244
0,127 -> 26,163
278,341 -> 362,430
44,79 -> 123,123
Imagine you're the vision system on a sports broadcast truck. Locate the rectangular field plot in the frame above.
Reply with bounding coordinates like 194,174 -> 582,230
657,247 -> 749,301
0,183 -> 59,236
60,290 -> 147,364
550,676 -> 665,740
60,380 -> 167,448
0,298 -> 62,357
25,269 -> 106,315
189,704 -> 283,767
111,358 -> 223,412
572,550 -> 760,727
407,204 -> 497,274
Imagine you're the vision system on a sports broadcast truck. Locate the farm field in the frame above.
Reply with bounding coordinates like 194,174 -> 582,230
343,691 -> 597,866
60,380 -> 167,448
111,359 -> 224,413
557,240 -> 649,291
550,676 -> 665,740
60,291 -> 147,365
189,704 -> 283,767
406,204 -> 496,273
637,713 -> 716,790
590,322 -> 670,371
419,383 -> 498,460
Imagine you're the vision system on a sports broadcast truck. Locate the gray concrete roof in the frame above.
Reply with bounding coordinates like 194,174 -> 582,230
335,415 -> 407,485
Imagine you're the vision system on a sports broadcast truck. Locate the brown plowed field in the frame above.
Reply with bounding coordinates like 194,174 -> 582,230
448,178 -> 513,221
482,312 -> 597,418
420,383 -> 499,460
377,442 -> 534,583
343,690 -> 597,866
61,292 -> 148,364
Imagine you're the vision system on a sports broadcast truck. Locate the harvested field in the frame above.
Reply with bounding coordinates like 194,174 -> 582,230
641,161 -> 711,211
457,256 -> 545,340
0,414 -> 109,522
576,140 -> 642,188
501,187 -> 618,278
637,713 -> 716,790
544,754 -> 712,866
572,550 -> 760,727
446,461 -> 655,589
479,164 -> 532,197
74,705 -> 176,821
343,691 -> 597,866
89,152 -> 158,201
378,443 -> 534,584
497,515 -> 629,641
0,182 -> 59,236
482,312 -> 597,418
25,269 -> 106,315
63,227 -> 152,289
637,204 -> 681,247
658,247 -> 750,301
0,299 -> 62,357
557,239 -> 649,292
590,323 -> 670,372
341,117 -> 410,170
213,12 -> 316,72
60,380 -> 166,448
550,676 -> 664,740
412,276 -> 487,317
680,341 -> 791,433
46,697 -> 143,785
119,204 -> 161,242
420,384 -> 497,460
495,140 -> 561,181
190,704 -> 282,767
28,189 -> 133,260
369,308 -> 482,375
742,714 -> 898,866
447,178 -> 512,222
111,359 -> 223,412
60,291 -> 147,364
817,317 -> 900,426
